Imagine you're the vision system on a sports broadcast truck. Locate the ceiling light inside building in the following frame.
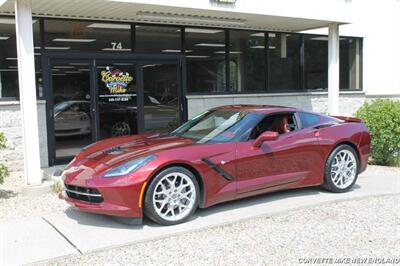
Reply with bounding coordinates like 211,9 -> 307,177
45,47 -> 71,50
87,23 -> 130,29
184,28 -> 223,34
310,36 -> 346,41
113,63 -> 133,65
5,57 -> 17,60
53,38 -> 96,42
162,49 -> 193,53
195,43 -> 225,47
69,62 -> 90,66
214,51 -> 242,54
249,45 -> 276,49
250,33 -> 264,37
0,36 -> 10,40
65,71 -> 81,74
102,48 -> 131,51
186,55 -> 210,58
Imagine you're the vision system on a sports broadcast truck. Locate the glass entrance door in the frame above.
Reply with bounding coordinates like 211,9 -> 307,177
48,57 -> 183,165
51,60 -> 94,160
142,62 -> 181,133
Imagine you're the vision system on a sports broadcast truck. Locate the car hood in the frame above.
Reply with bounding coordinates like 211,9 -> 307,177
71,133 -> 194,171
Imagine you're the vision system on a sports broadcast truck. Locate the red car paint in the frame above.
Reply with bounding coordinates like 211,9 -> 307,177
60,105 -> 371,219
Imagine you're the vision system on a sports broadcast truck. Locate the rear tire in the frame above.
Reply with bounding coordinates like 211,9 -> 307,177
144,166 -> 199,226
322,144 -> 359,193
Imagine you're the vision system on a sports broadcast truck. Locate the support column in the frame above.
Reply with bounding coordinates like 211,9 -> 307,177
15,0 -> 42,185
328,23 -> 340,115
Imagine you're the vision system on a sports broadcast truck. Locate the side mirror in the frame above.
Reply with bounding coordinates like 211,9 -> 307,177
252,131 -> 279,148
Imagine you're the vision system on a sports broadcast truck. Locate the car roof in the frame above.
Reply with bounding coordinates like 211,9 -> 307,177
213,104 -> 298,114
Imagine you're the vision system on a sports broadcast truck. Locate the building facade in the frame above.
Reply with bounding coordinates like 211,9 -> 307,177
0,0 -> 399,185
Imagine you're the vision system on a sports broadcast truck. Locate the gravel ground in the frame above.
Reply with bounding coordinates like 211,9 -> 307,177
1,166 -> 399,265
0,172 -> 68,220
44,194 -> 400,266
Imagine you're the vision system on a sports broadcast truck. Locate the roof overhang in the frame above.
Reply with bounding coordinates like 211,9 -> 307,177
0,0 -> 352,32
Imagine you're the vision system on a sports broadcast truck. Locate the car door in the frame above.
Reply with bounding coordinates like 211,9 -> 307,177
234,112 -> 323,197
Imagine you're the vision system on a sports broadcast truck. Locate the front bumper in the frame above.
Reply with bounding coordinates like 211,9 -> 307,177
60,179 -> 145,218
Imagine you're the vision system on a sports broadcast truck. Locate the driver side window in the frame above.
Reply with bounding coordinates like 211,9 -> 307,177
249,113 -> 298,139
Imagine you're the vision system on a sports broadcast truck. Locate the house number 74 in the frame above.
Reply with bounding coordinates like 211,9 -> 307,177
111,42 -> 123,50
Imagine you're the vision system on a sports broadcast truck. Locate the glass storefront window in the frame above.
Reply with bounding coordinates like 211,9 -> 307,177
135,25 -> 181,53
44,19 -> 131,52
229,31 -> 266,92
186,28 -> 226,93
0,17 -> 42,99
0,17 -> 19,98
340,37 -> 361,90
304,35 -> 328,90
143,63 -> 180,132
268,33 -> 301,91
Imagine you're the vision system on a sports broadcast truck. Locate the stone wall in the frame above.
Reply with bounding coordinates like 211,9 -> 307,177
186,91 -> 400,119
0,101 -> 48,172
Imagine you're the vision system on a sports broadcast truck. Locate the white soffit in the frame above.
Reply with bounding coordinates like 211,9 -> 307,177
0,0 -> 351,32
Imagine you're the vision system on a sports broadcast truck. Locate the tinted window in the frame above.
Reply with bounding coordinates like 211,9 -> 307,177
299,112 -> 320,128
229,30 -> 266,92
268,33 -> 300,91
185,28 -> 226,93
135,25 -> 181,53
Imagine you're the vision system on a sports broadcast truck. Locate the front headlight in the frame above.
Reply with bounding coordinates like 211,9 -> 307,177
103,155 -> 157,178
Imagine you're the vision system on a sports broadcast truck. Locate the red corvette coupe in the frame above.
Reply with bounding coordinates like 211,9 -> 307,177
60,105 -> 371,225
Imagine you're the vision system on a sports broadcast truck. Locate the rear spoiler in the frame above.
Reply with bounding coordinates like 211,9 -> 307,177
332,115 -> 363,123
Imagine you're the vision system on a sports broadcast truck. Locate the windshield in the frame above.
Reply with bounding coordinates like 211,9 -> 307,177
171,109 -> 261,143
54,101 -> 72,114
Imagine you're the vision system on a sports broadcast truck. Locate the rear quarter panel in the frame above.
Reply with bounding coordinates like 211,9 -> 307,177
317,122 -> 370,176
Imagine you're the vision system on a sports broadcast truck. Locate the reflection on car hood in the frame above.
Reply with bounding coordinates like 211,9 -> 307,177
73,133 -> 194,169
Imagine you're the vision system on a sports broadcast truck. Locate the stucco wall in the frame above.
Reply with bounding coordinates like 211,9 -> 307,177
0,101 -> 48,172
186,92 -> 400,119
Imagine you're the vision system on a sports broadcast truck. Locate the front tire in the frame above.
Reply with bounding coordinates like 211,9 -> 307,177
144,167 -> 199,226
322,144 -> 359,193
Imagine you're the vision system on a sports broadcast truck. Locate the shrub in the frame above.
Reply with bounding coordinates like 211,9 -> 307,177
355,99 -> 400,165
0,132 -> 10,185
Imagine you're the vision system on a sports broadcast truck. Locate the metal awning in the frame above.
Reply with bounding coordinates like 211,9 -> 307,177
0,0 -> 351,32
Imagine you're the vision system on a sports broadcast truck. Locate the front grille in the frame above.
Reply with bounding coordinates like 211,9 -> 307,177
64,184 -> 104,203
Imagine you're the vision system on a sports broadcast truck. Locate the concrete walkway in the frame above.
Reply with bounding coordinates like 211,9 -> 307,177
1,168 -> 399,265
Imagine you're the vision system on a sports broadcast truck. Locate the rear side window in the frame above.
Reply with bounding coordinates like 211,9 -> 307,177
299,112 -> 320,128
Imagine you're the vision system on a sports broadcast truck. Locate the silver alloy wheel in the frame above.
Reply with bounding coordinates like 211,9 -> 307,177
152,172 -> 196,222
330,150 -> 357,189
111,121 -> 131,136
